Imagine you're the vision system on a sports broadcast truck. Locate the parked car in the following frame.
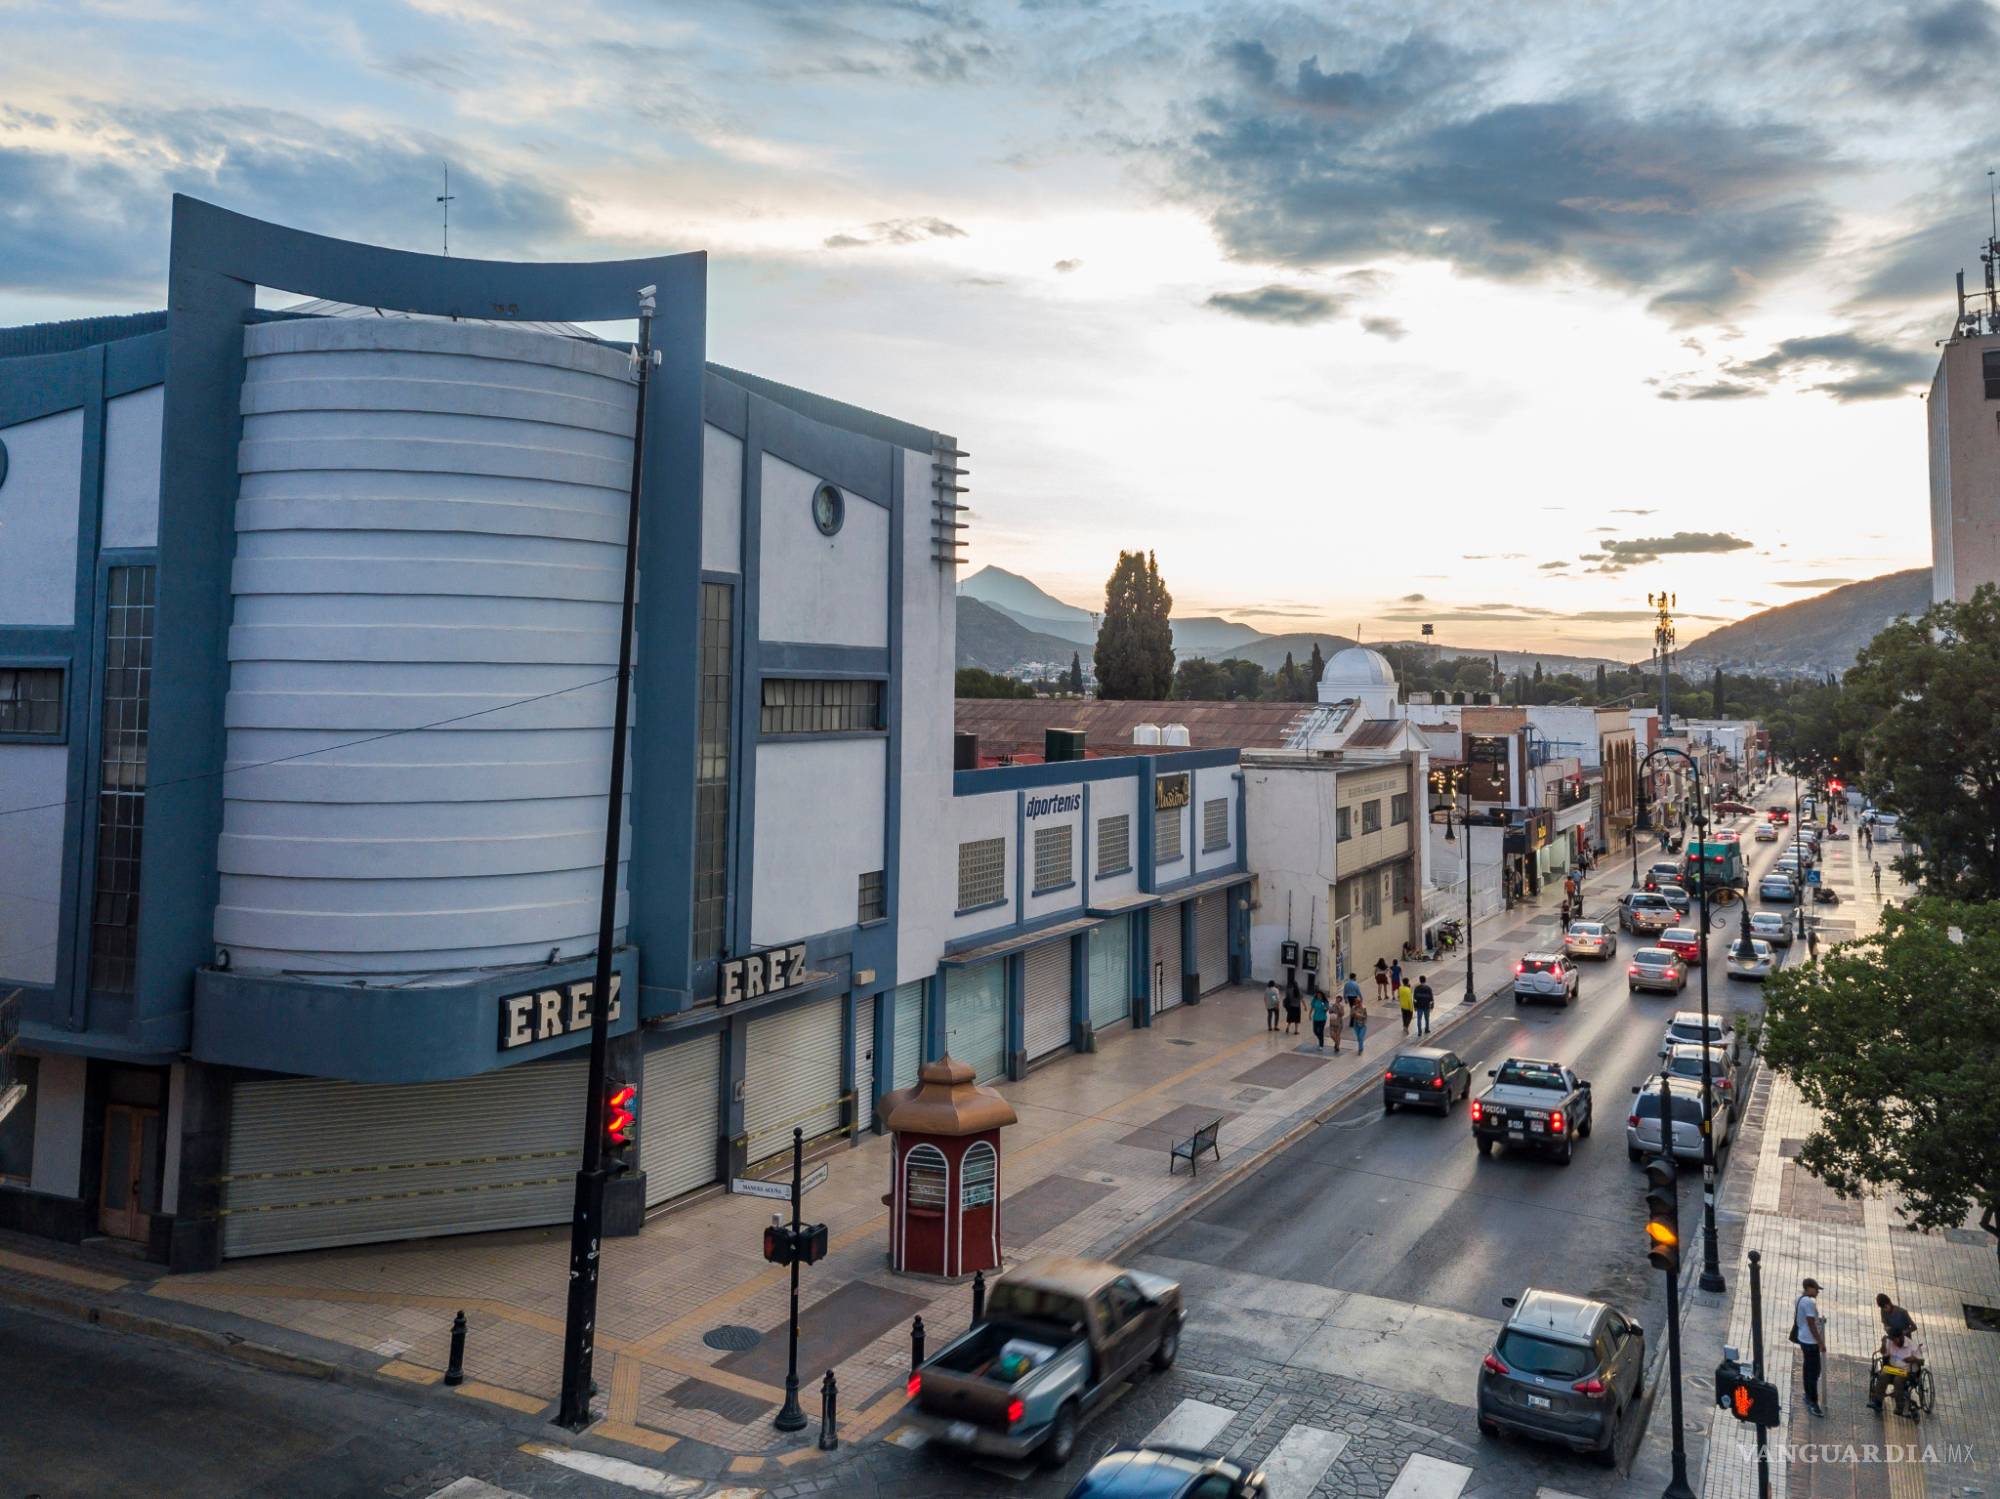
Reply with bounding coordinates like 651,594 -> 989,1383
1664,1010 -> 1736,1055
1642,862 -> 1681,892
1657,927 -> 1704,965
1754,823 -> 1778,842
1473,1058 -> 1594,1163
1514,954 -> 1580,1006
1384,1048 -> 1473,1114
1618,891 -> 1678,934
1758,874 -> 1797,902
1627,947 -> 1688,995
907,1259 -> 1184,1464
1627,1074 -> 1732,1162
1476,1288 -> 1644,1465
1875,814 -> 1901,839
1563,921 -> 1618,961
1748,910 -> 1793,948
1064,1449 -> 1268,1499
1727,938 -> 1776,980
1659,1042 -> 1741,1118
1653,883 -> 1692,915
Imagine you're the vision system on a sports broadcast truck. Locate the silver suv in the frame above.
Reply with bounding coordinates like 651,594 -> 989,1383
1513,954 -> 1580,1007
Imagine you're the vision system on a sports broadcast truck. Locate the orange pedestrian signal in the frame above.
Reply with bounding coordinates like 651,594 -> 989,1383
1732,1384 -> 1754,1419
605,1080 -> 637,1165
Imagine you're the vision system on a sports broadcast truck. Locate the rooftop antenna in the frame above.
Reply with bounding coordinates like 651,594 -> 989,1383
436,165 -> 456,259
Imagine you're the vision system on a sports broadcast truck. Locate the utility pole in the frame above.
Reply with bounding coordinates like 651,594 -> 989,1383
1649,590 -> 1676,732
555,286 -> 658,1432
437,164 -> 456,257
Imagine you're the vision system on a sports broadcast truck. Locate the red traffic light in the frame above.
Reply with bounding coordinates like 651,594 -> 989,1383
605,1081 -> 636,1150
763,1224 -> 792,1265
797,1223 -> 829,1265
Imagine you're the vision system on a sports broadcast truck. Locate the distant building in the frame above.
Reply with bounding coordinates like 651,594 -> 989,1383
1928,236 -> 2000,603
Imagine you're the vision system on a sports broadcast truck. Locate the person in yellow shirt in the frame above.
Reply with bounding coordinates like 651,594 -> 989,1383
1397,978 -> 1415,1036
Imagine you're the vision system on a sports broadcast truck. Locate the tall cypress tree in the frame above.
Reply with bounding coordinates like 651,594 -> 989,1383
1277,650 -> 1299,701
1595,662 -> 1608,697
1713,665 -> 1726,717
1093,550 -> 1175,699
1307,641 -> 1326,694
1068,651 -> 1084,694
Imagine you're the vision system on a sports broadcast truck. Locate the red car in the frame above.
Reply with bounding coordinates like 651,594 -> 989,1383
1766,807 -> 1789,825
1658,927 -> 1705,966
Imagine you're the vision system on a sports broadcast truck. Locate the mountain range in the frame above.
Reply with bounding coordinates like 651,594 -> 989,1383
1671,568 -> 1931,676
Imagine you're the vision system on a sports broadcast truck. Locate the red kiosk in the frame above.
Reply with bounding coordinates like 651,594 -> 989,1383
879,1055 -> 1017,1278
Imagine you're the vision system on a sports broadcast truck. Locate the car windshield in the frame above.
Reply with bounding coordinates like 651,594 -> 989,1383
1634,949 -> 1675,965
1668,1021 -> 1721,1043
1569,924 -> 1603,937
1521,959 -> 1557,973
985,1283 -> 1089,1328
1496,1329 -> 1595,1379
1634,1091 -> 1706,1123
1661,928 -> 1696,943
1494,1061 -> 1566,1089
1389,1056 -> 1440,1077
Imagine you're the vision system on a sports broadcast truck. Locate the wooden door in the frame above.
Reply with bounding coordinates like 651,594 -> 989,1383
98,1104 -> 160,1241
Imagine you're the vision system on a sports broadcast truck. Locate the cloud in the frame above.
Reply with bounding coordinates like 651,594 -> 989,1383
1656,380 -> 1761,401
1610,508 -> 1657,515
1592,526 -> 1618,533
1204,283 -> 1349,324
1576,530 -> 1753,575
1774,577 -> 1857,588
1461,553 -> 1527,561
1658,330 -> 1933,403
1398,592 -> 1427,602
823,215 -> 967,250
1537,560 -> 1570,570
1167,32 -> 1834,326
1052,257 -> 1082,273
1360,314 -> 1407,340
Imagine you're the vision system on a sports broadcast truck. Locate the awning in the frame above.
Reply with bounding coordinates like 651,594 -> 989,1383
942,914 -> 1101,967
1554,800 -> 1594,833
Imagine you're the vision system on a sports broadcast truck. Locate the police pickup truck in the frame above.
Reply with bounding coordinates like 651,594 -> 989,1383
1472,1058 -> 1593,1165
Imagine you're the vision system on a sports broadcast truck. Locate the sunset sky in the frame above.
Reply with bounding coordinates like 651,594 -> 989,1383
1,0 -> 1982,655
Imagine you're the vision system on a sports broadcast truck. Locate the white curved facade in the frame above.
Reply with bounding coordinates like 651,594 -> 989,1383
1318,645 -> 1399,716
213,318 -> 636,977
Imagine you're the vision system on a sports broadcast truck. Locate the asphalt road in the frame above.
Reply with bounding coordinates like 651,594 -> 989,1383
1152,779 -> 1806,1334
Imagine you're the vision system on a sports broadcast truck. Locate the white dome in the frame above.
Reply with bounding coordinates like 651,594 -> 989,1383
1321,646 -> 1396,690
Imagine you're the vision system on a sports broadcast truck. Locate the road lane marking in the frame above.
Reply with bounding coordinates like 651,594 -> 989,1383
424,1482 -> 530,1499
1259,1424 -> 1349,1499
1143,1397 -> 1235,1451
1383,1453 -> 1473,1499
519,1443 -> 701,1494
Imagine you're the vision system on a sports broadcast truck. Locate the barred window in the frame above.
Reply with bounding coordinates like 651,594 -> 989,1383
957,836 -> 1006,910
760,677 -> 882,735
0,668 -> 62,737
90,565 -> 154,996
693,583 -> 732,964
857,868 -> 886,923
1033,824 -> 1073,893
1202,797 -> 1229,852
1336,807 -> 1352,842
962,1141 -> 997,1208
1154,805 -> 1182,864
906,1144 -> 948,1211
1361,799 -> 1383,834
1391,792 -> 1411,826
1392,862 -> 1413,913
1096,813 -> 1131,876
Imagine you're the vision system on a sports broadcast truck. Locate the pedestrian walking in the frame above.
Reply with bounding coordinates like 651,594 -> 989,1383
1264,979 -> 1282,1032
1389,957 -> 1403,994
1873,862 -> 1883,896
1374,958 -> 1390,1003
1875,1293 -> 1916,1340
1348,992 -> 1369,1055
1413,975 -> 1434,1035
1283,979 -> 1302,1036
1794,1278 -> 1827,1416
1341,972 -> 1362,1055
1397,978 -> 1415,1036
1310,990 -> 1329,1050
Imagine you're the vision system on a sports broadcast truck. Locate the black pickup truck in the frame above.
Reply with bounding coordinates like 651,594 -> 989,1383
1472,1058 -> 1593,1164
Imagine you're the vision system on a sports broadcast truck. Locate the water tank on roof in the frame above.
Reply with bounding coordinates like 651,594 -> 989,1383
1133,723 -> 1162,745
1162,724 -> 1191,747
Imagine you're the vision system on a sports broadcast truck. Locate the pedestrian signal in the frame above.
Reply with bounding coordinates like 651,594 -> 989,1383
605,1079 -> 636,1168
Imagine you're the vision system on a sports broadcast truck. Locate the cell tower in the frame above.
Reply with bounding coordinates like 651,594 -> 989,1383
1952,169 -> 2000,338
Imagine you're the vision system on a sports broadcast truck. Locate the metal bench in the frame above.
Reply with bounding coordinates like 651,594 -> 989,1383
1168,1117 -> 1223,1177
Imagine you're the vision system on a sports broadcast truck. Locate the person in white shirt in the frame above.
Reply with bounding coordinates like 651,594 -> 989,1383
1795,1278 -> 1826,1417
1870,1329 -> 1926,1417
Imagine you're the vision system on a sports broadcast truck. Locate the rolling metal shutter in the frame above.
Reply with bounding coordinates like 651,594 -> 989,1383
1196,892 -> 1229,995
642,1031 -> 721,1207
856,995 -> 876,1130
892,980 -> 926,1094
222,1060 -> 584,1258
1151,901 -> 1183,1014
1088,916 -> 1131,1030
1024,939 -> 1073,1062
744,994 -> 846,1168
945,961 -> 1008,1083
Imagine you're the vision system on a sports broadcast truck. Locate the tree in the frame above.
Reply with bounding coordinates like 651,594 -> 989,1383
1712,665 -> 1726,718
1172,657 -> 1227,700
1277,651 -> 1299,702
1761,898 -> 2000,1260
1841,585 -> 2000,901
1532,660 -> 1543,684
955,667 -> 1035,699
1307,641 -> 1326,694
1595,663 -> 1607,695
1067,652 -> 1084,695
1094,550 -> 1174,699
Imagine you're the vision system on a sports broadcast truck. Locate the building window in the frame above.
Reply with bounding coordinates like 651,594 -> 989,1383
1096,814 -> 1130,877
906,1143 -> 948,1211
961,1140 -> 996,1208
1361,799 -> 1383,834
957,836 -> 1006,911
1033,824 -> 1072,893
0,668 -> 62,738
1202,797 -> 1229,852
1392,862 -> 1413,913
760,677 -> 882,736
0,1053 -> 34,1182
89,565 -> 154,996
1363,873 -> 1382,928
1336,807 -> 1352,842
1154,805 -> 1182,864
1391,792 -> 1411,826
694,583 -> 732,964
1335,880 -> 1352,918
857,869 -> 886,923
1985,348 -> 2000,400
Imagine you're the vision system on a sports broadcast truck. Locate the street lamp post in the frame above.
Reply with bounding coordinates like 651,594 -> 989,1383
1434,764 -> 1481,1006
1640,744 -> 1727,1296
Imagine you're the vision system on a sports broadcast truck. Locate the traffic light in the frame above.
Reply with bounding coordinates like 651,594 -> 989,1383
1714,1360 -> 1780,1425
1644,1158 -> 1679,1273
604,1078 -> 636,1171
763,1222 -> 794,1265
1715,1359 -> 1742,1412
761,1222 -> 829,1267
797,1223 -> 829,1265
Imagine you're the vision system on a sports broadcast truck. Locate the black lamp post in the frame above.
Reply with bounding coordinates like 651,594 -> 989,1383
1434,764 -> 1480,1006
1640,744 -> 1727,1295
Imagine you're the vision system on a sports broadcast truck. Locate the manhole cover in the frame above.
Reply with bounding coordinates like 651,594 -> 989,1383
702,1324 -> 763,1351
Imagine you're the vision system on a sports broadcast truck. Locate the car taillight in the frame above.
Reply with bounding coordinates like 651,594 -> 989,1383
1470,1100 -> 1483,1122
1482,1353 -> 1508,1375
1006,1397 -> 1025,1425
1628,965 -> 1639,975
1627,1114 -> 1639,1128
1572,1377 -> 1607,1397
1431,1077 -> 1443,1088
907,1373 -> 921,1398
1385,1071 -> 1395,1082
1515,962 -> 1524,974
1550,1110 -> 1565,1134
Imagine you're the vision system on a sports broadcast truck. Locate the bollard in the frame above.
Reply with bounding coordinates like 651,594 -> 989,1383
971,1269 -> 986,1325
818,1368 -> 839,1450
445,1309 -> 467,1386
910,1315 -> 926,1376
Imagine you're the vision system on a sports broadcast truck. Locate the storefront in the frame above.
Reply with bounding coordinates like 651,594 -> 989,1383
642,1031 -> 723,1207
1087,916 -> 1133,1031
943,961 -> 1008,1083
1194,891 -> 1229,994
1023,938 -> 1074,1064
742,992 -> 848,1169
891,981 -> 926,1103
1149,901 -> 1185,1013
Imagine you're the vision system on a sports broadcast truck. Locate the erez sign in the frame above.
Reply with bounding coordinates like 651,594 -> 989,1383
498,974 -> 622,1050
720,943 -> 811,1005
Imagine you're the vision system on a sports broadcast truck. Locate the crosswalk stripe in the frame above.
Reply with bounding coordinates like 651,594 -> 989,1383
519,1442 -> 702,1494
1258,1425 -> 1350,1499
424,1482 -> 531,1499
1383,1453 -> 1473,1499
1142,1397 -> 1236,1452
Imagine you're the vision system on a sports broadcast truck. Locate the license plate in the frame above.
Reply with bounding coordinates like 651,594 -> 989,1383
1508,1122 -> 1525,1132
947,1421 -> 978,1444
1404,1091 -> 1425,1101
1530,1121 -> 1545,1133
1526,1394 -> 1551,1409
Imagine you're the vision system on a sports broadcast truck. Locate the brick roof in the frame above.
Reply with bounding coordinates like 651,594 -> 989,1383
954,698 -> 1314,756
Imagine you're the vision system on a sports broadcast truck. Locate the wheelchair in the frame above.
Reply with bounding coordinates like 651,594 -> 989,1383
1870,1354 -> 1936,1417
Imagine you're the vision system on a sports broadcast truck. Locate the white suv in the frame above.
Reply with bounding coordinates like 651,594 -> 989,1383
1514,954 -> 1580,1007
